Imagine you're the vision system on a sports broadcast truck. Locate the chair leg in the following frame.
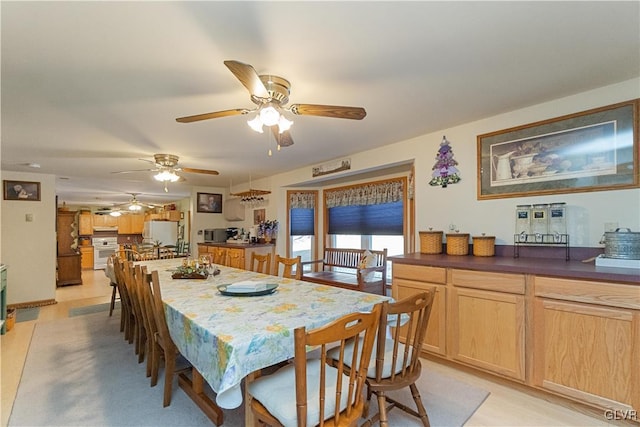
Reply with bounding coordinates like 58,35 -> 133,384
409,383 -> 431,427
109,284 -> 117,316
163,352 -> 176,407
377,392 -> 389,427
150,343 -> 160,387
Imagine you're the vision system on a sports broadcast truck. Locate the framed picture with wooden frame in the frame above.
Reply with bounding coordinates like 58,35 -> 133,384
196,192 -> 222,213
477,99 -> 639,199
254,208 -> 265,225
3,180 -> 41,201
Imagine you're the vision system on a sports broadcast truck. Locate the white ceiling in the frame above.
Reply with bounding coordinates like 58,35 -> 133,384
2,1 -> 639,208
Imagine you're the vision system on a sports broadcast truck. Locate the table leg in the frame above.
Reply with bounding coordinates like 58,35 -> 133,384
178,367 -> 224,426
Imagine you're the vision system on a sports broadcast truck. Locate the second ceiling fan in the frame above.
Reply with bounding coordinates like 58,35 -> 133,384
176,60 -> 367,148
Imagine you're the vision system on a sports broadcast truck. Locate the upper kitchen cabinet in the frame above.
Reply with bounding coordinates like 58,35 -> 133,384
78,212 -> 92,235
93,214 -> 118,228
145,210 -> 181,222
117,214 -> 144,234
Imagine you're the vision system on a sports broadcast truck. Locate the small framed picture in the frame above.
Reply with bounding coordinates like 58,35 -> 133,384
3,180 -> 41,201
197,192 -> 222,213
254,208 -> 265,225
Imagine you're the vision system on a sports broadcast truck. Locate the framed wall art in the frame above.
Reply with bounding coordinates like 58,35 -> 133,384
196,192 -> 222,213
3,180 -> 41,201
477,99 -> 639,199
254,208 -> 265,225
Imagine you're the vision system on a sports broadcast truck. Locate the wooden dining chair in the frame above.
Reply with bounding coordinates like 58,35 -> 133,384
248,303 -> 381,427
250,252 -> 271,274
274,255 -> 302,279
122,259 -> 148,363
330,290 -> 436,427
158,246 -> 175,259
112,256 -> 135,342
133,264 -> 157,380
106,254 -> 120,317
148,269 -> 190,407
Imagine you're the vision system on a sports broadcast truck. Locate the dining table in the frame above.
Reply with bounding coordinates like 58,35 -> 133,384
136,258 -> 390,425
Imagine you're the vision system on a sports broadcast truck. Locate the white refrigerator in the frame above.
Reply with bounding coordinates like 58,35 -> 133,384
143,221 -> 178,246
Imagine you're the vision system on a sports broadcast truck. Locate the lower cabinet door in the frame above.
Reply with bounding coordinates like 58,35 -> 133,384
533,298 -> 640,413
393,279 -> 446,356
449,287 -> 525,381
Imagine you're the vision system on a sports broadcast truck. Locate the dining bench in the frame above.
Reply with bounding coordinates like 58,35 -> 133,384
300,248 -> 387,295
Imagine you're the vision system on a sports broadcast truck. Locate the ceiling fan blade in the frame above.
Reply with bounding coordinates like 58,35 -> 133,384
176,108 -> 248,123
224,60 -> 270,99
288,104 -> 366,120
180,167 -> 220,176
270,126 -> 294,147
111,168 -> 155,174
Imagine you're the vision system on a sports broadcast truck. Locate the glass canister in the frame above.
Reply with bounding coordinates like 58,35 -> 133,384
531,203 -> 549,242
548,202 -> 567,241
515,205 -> 531,242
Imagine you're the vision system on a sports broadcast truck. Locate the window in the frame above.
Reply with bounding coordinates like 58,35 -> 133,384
287,191 -> 318,269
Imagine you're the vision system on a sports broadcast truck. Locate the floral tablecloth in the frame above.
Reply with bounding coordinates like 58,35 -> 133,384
137,258 -> 388,409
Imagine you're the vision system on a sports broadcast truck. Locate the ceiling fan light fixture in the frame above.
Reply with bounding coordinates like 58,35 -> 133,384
110,211 -> 122,217
259,105 -> 280,126
154,170 -> 180,182
128,204 -> 142,211
277,115 -> 293,133
247,115 -> 264,133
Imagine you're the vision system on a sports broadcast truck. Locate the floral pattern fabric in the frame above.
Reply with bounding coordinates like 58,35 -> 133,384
137,259 -> 388,409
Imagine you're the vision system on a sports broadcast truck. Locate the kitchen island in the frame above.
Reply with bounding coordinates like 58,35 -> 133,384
197,242 -> 275,271
389,253 -> 639,421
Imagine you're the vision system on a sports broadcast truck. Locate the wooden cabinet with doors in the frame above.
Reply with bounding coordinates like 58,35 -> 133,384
56,210 -> 82,286
117,214 -> 144,234
92,214 -> 117,228
533,276 -> 640,414
79,246 -> 94,269
198,243 -> 275,271
392,263 -> 447,355
79,212 -> 92,235
449,269 -> 526,381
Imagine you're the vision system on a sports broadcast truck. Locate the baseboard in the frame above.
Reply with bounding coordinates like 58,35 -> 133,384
8,299 -> 57,309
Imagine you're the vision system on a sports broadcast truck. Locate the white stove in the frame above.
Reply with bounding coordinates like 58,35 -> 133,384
92,236 -> 119,270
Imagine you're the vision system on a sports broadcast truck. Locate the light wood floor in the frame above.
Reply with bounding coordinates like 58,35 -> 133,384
0,269 -> 615,427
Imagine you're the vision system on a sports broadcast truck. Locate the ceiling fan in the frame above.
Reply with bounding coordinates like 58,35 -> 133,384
115,193 -> 160,212
176,60 -> 367,148
112,153 -> 219,192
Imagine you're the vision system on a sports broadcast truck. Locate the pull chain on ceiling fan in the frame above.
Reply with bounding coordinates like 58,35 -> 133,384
176,60 -> 367,148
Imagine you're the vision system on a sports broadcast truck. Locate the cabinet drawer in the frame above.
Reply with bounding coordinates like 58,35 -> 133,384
392,263 -> 446,284
451,269 -> 525,295
535,276 -> 640,310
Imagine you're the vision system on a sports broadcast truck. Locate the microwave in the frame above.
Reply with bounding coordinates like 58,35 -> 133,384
204,228 -> 227,243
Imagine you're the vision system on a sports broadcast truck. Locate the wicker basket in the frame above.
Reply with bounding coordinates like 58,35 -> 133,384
446,233 -> 469,256
473,235 -> 495,257
419,230 -> 443,254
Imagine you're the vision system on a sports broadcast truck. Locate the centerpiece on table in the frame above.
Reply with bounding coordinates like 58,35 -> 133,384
257,219 -> 278,243
172,259 -> 212,279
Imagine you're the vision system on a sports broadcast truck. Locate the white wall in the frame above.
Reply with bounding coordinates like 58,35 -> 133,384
0,171 -> 57,304
267,78 -> 640,249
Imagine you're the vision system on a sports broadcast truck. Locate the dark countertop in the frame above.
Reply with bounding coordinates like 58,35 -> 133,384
198,242 -> 274,249
389,253 -> 640,285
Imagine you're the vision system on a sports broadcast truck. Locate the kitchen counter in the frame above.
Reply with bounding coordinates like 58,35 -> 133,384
389,253 -> 640,285
198,242 -> 274,249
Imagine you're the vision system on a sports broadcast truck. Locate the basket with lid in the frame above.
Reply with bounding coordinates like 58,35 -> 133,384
603,228 -> 640,260
419,230 -> 443,254
473,234 -> 495,257
446,233 -> 469,256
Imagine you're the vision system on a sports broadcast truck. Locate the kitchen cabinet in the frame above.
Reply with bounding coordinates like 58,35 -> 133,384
92,214 -> 117,228
533,276 -> 640,413
392,264 -> 447,355
198,243 -> 275,271
57,253 -> 82,286
117,214 -> 144,234
79,246 -> 94,269
389,254 -> 640,419
145,211 -> 180,222
79,213 -> 92,235
449,269 -> 526,381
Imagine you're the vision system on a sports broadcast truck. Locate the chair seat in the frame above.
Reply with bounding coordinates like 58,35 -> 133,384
249,359 -> 351,427
327,337 -> 412,378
